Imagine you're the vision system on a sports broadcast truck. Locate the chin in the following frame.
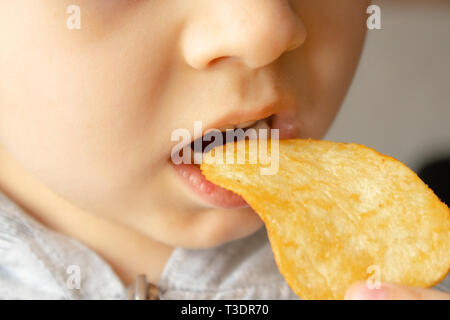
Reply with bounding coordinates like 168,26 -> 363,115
176,206 -> 265,249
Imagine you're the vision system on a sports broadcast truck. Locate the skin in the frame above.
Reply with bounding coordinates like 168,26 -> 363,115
345,282 -> 450,300
0,0 -> 447,298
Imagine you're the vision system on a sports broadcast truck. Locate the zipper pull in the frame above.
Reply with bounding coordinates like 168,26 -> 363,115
127,274 -> 159,300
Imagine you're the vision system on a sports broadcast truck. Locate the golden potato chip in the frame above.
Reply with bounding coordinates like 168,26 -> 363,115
200,139 -> 450,300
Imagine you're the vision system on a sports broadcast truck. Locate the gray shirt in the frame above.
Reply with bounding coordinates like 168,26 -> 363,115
0,191 -> 448,299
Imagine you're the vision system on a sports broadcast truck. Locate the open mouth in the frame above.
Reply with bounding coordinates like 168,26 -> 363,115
170,109 -> 299,209
170,116 -> 273,209
190,116 -> 272,160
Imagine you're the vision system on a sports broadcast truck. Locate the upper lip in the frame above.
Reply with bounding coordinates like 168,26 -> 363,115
195,101 -> 281,140
168,97 -> 293,159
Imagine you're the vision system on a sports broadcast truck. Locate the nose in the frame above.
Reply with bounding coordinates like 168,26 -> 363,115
182,0 -> 307,70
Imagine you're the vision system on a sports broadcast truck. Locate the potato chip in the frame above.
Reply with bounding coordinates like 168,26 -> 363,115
201,139 -> 450,300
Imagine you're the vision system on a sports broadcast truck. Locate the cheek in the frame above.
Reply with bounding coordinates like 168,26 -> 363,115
285,1 -> 368,138
0,8 -> 178,205
0,70 -> 156,205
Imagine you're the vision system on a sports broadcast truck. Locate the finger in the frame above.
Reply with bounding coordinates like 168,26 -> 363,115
345,281 -> 450,300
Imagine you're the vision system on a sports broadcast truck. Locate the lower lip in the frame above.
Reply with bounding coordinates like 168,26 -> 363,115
171,112 -> 300,209
172,162 -> 248,208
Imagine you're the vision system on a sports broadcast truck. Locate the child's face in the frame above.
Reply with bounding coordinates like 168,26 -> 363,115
0,1 -> 368,248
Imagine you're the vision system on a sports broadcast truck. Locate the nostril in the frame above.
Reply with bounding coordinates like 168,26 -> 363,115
286,32 -> 306,52
207,56 -> 230,67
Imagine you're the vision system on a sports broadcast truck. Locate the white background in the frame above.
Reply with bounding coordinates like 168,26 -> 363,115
326,0 -> 450,171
